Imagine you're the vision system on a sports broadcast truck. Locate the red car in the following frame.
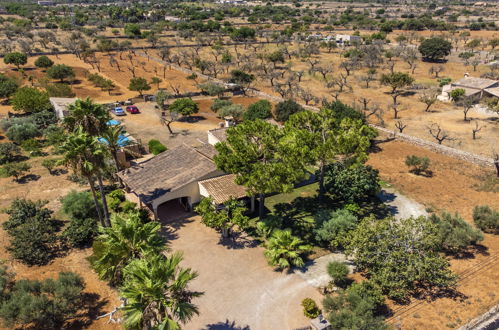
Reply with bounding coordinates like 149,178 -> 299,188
126,105 -> 140,114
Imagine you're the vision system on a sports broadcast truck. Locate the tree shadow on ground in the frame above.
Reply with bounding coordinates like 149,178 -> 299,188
158,215 -> 195,242
65,293 -> 109,329
217,231 -> 259,250
445,244 -> 489,259
18,174 -> 41,184
50,168 -> 68,176
203,319 -> 250,330
177,115 -> 206,123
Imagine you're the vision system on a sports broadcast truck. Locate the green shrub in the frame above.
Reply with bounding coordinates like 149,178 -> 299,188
327,261 -> 349,287
0,142 -> 20,165
61,190 -> 98,220
45,83 -> 75,97
405,155 -> 430,175
148,139 -> 167,155
0,73 -> 19,99
6,122 -> 41,144
11,87 -> 52,113
211,98 -> 232,112
244,100 -> 272,121
430,212 -> 484,254
62,217 -> 97,248
274,99 -> 304,122
2,162 -> 31,182
324,163 -> 381,204
301,298 -> 321,319
314,209 -> 358,249
323,281 -> 387,329
21,139 -> 43,156
255,215 -> 284,239
473,205 -> 499,234
41,158 -> 59,174
218,104 -> 245,121
34,55 -> 54,69
0,271 -> 84,329
107,189 -> 126,212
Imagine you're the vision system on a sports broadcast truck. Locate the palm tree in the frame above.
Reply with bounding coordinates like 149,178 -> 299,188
60,128 -> 110,227
91,212 -> 165,285
100,124 -> 128,171
264,229 -> 312,269
63,97 -> 110,136
121,253 -> 203,329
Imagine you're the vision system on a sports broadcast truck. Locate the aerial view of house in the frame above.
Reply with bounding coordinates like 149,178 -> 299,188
0,0 -> 498,329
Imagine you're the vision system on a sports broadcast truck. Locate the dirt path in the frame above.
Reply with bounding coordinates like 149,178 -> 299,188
377,188 -> 428,220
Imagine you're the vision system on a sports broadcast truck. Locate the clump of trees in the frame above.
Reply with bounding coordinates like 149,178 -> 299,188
0,267 -> 85,329
2,199 -> 58,266
346,216 -> 458,302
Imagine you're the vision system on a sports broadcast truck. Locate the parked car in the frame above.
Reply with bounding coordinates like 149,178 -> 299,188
112,107 -> 126,116
126,105 -> 140,114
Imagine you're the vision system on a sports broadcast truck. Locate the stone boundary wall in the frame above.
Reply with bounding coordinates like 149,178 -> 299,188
458,304 -> 499,330
138,51 -> 497,169
373,125 -> 494,168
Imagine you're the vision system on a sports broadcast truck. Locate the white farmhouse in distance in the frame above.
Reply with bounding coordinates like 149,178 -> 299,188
438,75 -> 499,102
335,34 -> 362,45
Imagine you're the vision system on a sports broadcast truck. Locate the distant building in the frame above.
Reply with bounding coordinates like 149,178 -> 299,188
37,1 -> 55,6
439,76 -> 499,101
164,16 -> 182,22
217,0 -> 247,5
335,34 -> 362,45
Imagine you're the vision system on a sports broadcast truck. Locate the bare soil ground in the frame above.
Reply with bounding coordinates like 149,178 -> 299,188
0,157 -> 121,330
158,37 -> 498,157
118,96 -> 265,149
367,139 -> 499,329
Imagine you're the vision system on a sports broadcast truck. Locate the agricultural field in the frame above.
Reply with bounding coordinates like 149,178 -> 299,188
0,0 -> 498,329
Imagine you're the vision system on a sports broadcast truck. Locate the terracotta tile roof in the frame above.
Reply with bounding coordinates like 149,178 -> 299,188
117,144 -> 217,203
199,174 -> 247,204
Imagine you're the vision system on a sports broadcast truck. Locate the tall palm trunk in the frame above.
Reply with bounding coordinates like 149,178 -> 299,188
97,175 -> 111,227
88,176 -> 105,227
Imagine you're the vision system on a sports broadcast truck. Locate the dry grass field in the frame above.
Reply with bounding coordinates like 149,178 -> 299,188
368,139 -> 499,329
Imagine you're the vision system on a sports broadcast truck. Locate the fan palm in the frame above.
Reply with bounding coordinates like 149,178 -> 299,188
63,97 -> 110,136
264,229 -> 312,269
91,212 -> 165,285
121,253 -> 203,330
100,124 -> 128,171
59,127 -> 110,227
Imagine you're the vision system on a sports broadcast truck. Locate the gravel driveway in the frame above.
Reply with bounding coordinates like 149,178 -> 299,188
160,215 -> 323,330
